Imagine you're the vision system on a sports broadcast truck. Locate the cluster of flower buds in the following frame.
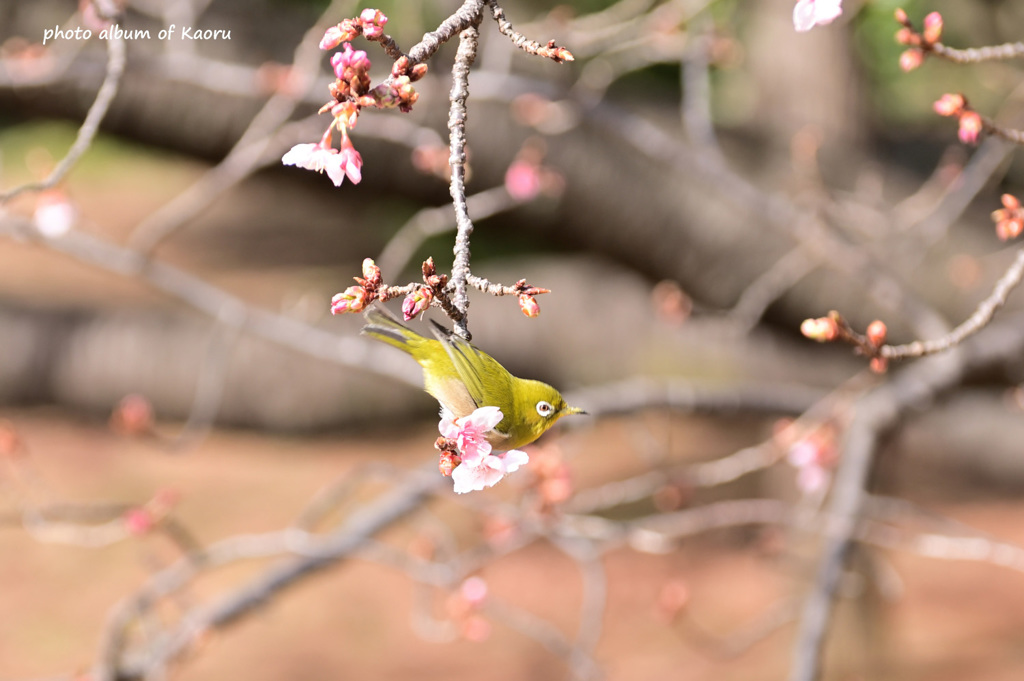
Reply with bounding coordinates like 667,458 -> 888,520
323,16 -> 425,116
933,93 -> 984,145
435,435 -> 461,477
366,75 -> 420,113
284,9 -> 426,186
992,194 -> 1024,241
399,257 -> 450,320
513,279 -> 550,318
319,8 -> 388,50
895,9 -> 943,71
402,286 -> 434,321
800,312 -> 889,373
329,43 -> 372,99
331,258 -> 382,314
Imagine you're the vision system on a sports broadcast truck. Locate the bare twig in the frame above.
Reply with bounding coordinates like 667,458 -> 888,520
487,0 -> 574,63
789,346 -> 965,681
932,41 -> 1024,63
93,465 -> 444,680
880,247 -> 1024,360
377,186 -> 522,276
0,216 -> 422,389
0,3 -> 125,203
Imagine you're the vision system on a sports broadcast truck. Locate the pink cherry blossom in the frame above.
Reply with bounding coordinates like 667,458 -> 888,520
451,450 -> 529,494
452,456 -> 504,493
282,136 -> 361,187
440,407 -> 531,493
500,448 -> 529,474
793,0 -> 842,32
439,405 -> 502,465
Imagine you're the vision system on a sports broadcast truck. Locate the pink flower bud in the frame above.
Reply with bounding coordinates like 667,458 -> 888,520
895,28 -> 915,46
439,451 -> 458,477
800,317 -> 839,342
331,102 -> 359,131
894,8 -> 909,25
869,357 -> 889,374
899,48 -> 924,72
361,258 -> 381,286
866,320 -> 887,347
359,8 -> 388,39
922,12 -> 943,44
996,217 -> 1024,241
320,25 -> 345,51
958,111 -> 983,144
402,287 -> 433,320
409,62 -> 429,82
331,286 -> 370,314
331,43 -> 371,79
992,195 -> 1024,240
933,93 -> 965,117
360,8 -> 386,24
519,294 -> 540,318
995,218 -> 1019,241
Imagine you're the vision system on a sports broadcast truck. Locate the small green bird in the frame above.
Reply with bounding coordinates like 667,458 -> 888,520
362,307 -> 585,451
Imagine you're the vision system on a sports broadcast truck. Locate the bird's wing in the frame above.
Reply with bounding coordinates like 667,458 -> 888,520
429,320 -> 487,408
428,321 -> 515,433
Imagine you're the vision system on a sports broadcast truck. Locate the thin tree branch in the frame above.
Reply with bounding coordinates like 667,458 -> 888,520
0,2 -> 125,203
447,9 -> 484,339
880,247 -> 1024,360
0,216 -> 422,389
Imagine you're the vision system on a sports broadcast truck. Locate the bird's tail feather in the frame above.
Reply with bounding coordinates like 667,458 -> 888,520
362,306 -> 424,354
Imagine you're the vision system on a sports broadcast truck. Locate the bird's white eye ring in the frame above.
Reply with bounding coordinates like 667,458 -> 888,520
536,401 -> 554,417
